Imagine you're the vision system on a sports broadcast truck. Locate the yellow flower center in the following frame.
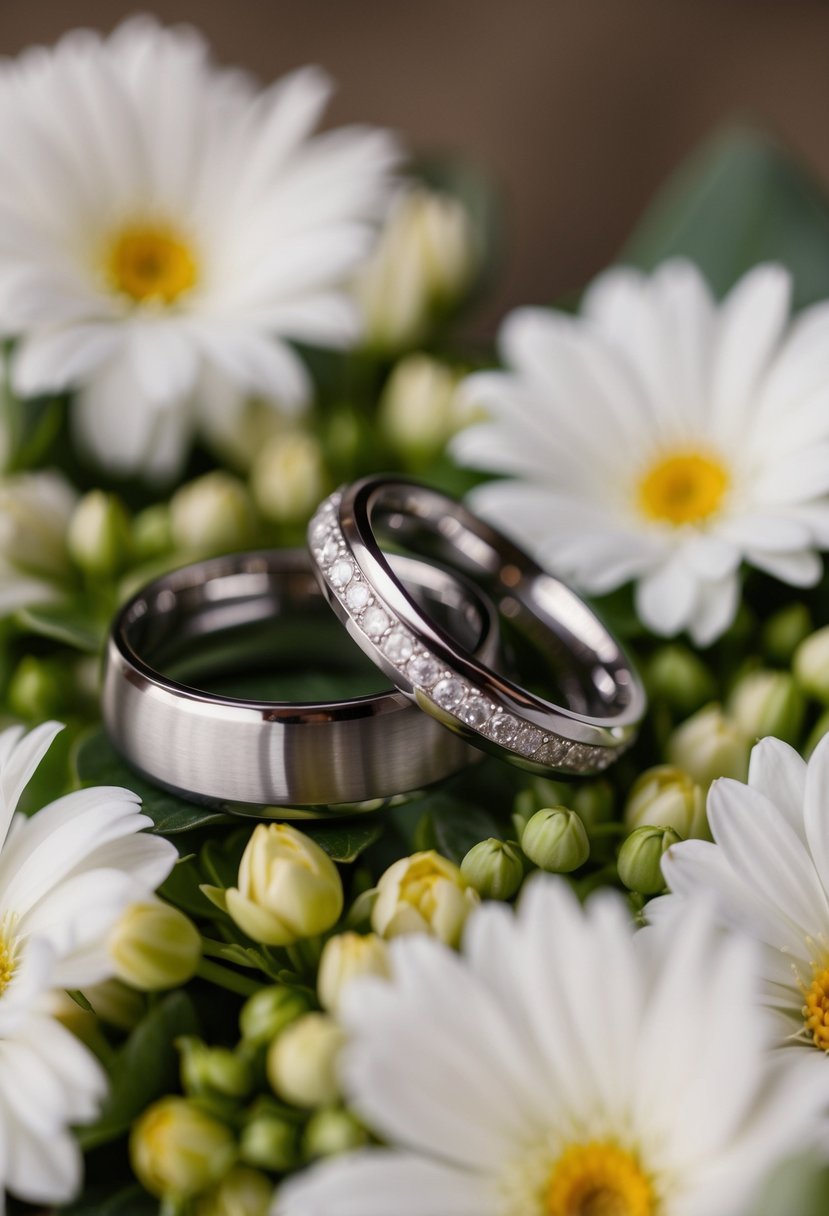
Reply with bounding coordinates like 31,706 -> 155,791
547,1142 -> 655,1216
106,223 -> 198,304
638,452 -> 729,526
0,918 -> 20,996
803,966 -> 829,1050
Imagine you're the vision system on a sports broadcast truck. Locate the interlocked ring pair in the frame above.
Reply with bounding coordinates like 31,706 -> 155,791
103,475 -> 645,817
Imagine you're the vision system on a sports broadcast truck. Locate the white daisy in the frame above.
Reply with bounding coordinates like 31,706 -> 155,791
276,876 -> 823,1216
453,260 -> 829,645
0,18 -> 399,477
653,731 -> 829,1058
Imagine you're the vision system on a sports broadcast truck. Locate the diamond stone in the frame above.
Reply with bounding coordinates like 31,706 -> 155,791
432,677 -> 466,710
408,654 -> 441,688
321,536 -> 341,565
346,581 -> 371,612
309,517 -> 330,548
536,737 -> 569,767
514,725 -> 544,756
329,559 -> 354,589
362,606 -> 390,639
457,697 -> 493,729
382,628 -> 414,664
488,713 -> 521,744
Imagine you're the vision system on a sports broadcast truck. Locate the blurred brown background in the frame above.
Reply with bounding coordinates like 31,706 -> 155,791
1,1 -> 827,331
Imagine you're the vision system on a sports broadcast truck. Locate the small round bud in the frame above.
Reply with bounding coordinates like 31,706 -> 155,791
0,470 -> 75,578
67,489 -> 131,576
84,978 -> 146,1031
170,471 -> 254,555
132,503 -> 173,561
239,1112 -> 300,1172
108,900 -> 201,991
195,1166 -> 272,1216
520,808 -> 590,873
618,825 -> 682,895
379,355 -> 462,466
7,656 -> 65,720
250,431 -> 327,525
647,644 -> 716,715
667,704 -> 749,787
130,1097 -> 237,1199
317,932 -> 391,1016
794,626 -> 829,705
460,839 -> 523,900
624,766 -> 708,840
267,1012 -> 345,1109
303,1108 -> 368,1160
727,669 -> 805,746
179,1037 -> 253,1100
239,985 -> 311,1047
371,850 -> 479,947
762,602 -> 812,664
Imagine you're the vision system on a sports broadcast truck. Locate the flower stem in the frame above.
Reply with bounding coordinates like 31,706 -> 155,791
196,957 -> 260,997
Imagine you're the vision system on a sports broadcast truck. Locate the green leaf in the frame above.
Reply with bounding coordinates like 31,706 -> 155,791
16,600 -> 105,654
158,856 -> 215,918
411,794 -> 502,864
302,822 -> 383,863
73,729 -> 234,834
78,992 -> 198,1150
624,126 -> 829,306
57,1182 -> 156,1216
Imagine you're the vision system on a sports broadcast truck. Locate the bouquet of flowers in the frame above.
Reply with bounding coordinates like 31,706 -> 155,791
2,14 -> 829,1216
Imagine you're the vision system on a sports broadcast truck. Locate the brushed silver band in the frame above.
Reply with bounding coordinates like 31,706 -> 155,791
308,476 -> 646,775
102,549 -> 490,815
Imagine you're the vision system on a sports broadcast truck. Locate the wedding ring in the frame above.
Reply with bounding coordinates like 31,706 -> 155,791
102,549 -> 493,814
308,476 -> 646,775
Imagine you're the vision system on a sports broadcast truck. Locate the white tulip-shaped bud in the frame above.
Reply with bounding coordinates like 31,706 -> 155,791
267,1012 -> 345,1109
250,431 -> 326,524
371,850 -> 479,947
317,931 -> 391,1015
170,471 -> 254,555
379,354 -> 463,464
667,704 -> 749,787
624,766 -> 708,840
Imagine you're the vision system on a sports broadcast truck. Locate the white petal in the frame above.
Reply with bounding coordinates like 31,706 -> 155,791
747,737 -> 807,843
12,325 -> 121,395
635,560 -> 698,636
711,264 -> 791,425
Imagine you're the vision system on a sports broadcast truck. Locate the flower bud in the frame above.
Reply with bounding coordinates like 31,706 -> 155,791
762,602 -> 812,664
85,978 -> 146,1030
67,489 -> 131,576
569,780 -> 615,830
130,1097 -> 237,1199
215,824 -> 343,947
7,655 -> 65,719
460,838 -> 524,900
132,503 -> 173,561
727,668 -> 805,745
239,1111 -> 300,1172
195,1166 -> 273,1216
267,1012 -> 345,1108
250,431 -> 327,525
520,808 -> 590,873
667,704 -> 749,787
794,626 -> 829,704
303,1108 -> 368,1159
618,825 -> 681,895
0,470 -> 77,580
624,766 -> 708,840
179,1037 -> 254,1100
379,355 -> 462,466
239,985 -> 311,1047
317,932 -> 391,1016
371,850 -> 479,947
170,471 -> 254,555
647,644 -> 716,715
108,900 -> 201,991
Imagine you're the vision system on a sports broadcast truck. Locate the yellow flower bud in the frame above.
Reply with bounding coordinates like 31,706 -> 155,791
371,850 -> 479,947
317,931 -> 391,1015
794,626 -> 829,704
267,1012 -> 345,1108
170,471 -> 254,555
130,1097 -> 237,1199
624,766 -> 708,840
195,1166 -> 273,1216
218,825 -> 343,947
667,704 -> 749,787
378,355 -> 463,466
67,489 -> 131,576
521,808 -> 590,873
250,431 -> 327,524
727,669 -> 805,745
618,825 -> 682,895
108,900 -> 201,991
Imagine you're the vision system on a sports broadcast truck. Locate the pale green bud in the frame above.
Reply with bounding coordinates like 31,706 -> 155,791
762,603 -> 812,664
317,931 -> 391,1016
267,1013 -> 345,1109
794,626 -> 829,704
371,850 -> 479,947
170,472 -> 254,555
179,1037 -> 253,1100
214,824 -> 344,947
520,807 -> 590,873
647,644 -> 716,715
84,978 -> 146,1030
195,1166 -> 273,1216
379,355 -> 462,464
618,825 -> 682,895
0,470 -> 76,579
239,1112 -> 300,1172
727,669 -> 805,745
667,704 -> 749,787
625,766 -> 708,840
303,1108 -> 368,1159
7,656 -> 64,719
67,489 -> 131,576
250,431 -> 326,525
130,1097 -> 237,1199
460,838 -> 524,900
132,503 -> 173,561
108,900 -> 201,991
239,985 -> 311,1047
